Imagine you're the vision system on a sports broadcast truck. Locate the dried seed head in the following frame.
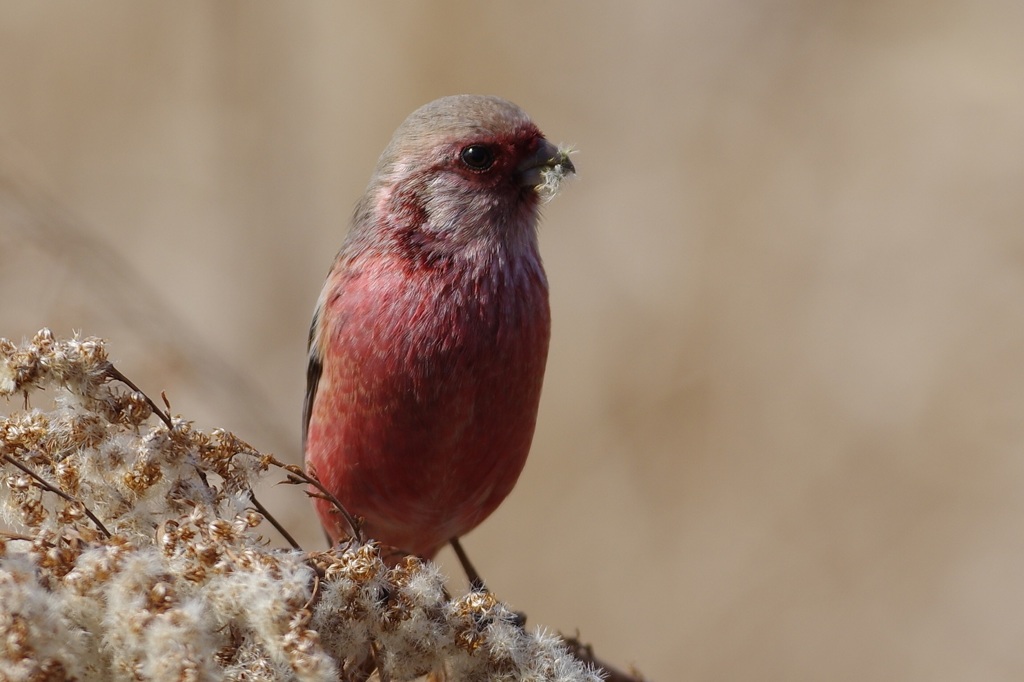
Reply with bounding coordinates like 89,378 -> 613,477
0,331 -> 606,682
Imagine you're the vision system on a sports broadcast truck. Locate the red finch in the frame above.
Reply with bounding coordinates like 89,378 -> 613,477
303,95 -> 574,560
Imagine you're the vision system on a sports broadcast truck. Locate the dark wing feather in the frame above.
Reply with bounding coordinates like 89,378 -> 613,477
301,307 -> 323,452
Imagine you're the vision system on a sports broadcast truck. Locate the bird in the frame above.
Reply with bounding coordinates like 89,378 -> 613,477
303,94 -> 574,564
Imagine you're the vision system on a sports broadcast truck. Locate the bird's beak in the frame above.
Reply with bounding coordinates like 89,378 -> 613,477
517,138 -> 576,189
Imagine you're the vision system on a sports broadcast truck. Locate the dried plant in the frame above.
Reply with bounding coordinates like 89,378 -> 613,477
0,330 -> 635,682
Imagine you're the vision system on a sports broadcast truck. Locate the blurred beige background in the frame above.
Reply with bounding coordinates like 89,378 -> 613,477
2,2 -> 1023,679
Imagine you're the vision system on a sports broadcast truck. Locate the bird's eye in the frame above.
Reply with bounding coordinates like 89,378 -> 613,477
460,145 -> 495,170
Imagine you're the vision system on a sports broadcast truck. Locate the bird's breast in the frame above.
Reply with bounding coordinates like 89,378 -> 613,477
306,248 -> 550,555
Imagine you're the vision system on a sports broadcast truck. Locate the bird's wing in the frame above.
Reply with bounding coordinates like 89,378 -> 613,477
302,305 -> 323,452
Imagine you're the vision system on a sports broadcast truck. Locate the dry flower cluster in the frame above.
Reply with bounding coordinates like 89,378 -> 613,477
0,330 -> 614,682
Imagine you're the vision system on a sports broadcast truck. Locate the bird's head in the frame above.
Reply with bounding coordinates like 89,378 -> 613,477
352,95 -> 575,258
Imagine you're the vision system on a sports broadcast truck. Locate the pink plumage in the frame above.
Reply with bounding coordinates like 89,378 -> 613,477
303,95 -> 574,559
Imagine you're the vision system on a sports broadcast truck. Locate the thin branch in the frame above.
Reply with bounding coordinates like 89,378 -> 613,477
561,633 -> 646,682
371,642 -> 392,682
1,453 -> 111,538
249,491 -> 301,551
302,571 -> 322,612
0,530 -> 35,542
259,456 -> 362,544
105,363 -> 173,429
